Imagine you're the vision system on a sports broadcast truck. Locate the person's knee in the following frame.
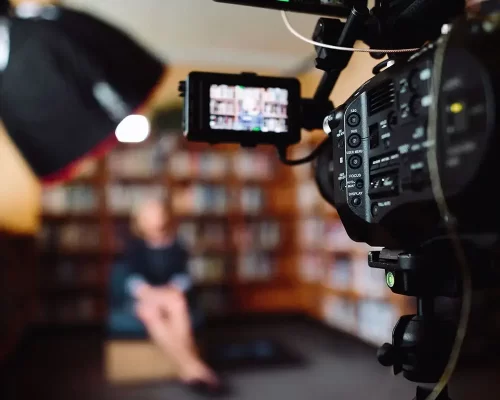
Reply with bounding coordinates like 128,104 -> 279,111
135,302 -> 160,323
167,289 -> 188,313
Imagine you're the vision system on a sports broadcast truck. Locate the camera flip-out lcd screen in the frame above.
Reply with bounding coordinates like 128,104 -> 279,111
182,72 -> 301,147
209,84 -> 289,133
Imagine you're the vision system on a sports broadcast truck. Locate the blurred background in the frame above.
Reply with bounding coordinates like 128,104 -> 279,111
0,0 -> 417,399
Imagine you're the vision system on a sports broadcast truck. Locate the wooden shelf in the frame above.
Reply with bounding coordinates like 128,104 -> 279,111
40,284 -> 106,294
108,176 -> 164,184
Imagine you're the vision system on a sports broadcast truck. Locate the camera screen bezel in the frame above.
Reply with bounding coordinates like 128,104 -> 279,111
186,72 -> 301,147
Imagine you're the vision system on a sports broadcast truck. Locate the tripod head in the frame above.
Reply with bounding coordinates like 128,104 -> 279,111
369,237 -> 500,399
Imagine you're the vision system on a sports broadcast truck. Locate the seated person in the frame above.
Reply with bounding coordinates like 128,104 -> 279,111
123,198 -> 220,389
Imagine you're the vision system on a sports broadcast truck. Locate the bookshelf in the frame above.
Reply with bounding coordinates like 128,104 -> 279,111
37,133 -> 299,326
38,159 -> 108,326
36,129 -> 415,345
292,133 -> 416,346
0,232 -> 37,362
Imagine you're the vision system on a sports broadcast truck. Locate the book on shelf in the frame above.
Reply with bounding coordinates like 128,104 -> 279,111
237,252 -> 274,282
324,221 -> 370,254
299,252 -> 324,283
112,221 -> 132,254
197,289 -> 229,316
240,186 -> 265,214
298,217 -> 325,249
42,260 -> 101,289
322,294 -> 358,334
168,151 -> 230,180
108,144 -> 162,178
42,185 -> 98,215
39,223 -> 101,252
233,220 -> 281,251
106,184 -> 167,215
56,223 -> 102,252
178,221 -> 228,250
172,184 -> 267,216
296,181 -> 324,213
327,256 -> 353,291
172,184 -> 231,215
233,150 -> 275,180
188,256 -> 227,284
357,300 -> 398,346
351,257 -> 388,299
38,296 -> 100,324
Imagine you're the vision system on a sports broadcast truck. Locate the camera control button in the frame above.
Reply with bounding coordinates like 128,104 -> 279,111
351,196 -> 362,207
347,113 -> 361,127
348,134 -> 361,148
356,179 -> 364,189
348,155 -> 362,169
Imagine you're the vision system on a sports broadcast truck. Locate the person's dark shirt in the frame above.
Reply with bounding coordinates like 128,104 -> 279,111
124,237 -> 196,307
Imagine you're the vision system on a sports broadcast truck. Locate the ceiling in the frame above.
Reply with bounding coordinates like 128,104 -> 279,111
62,0 -> 320,72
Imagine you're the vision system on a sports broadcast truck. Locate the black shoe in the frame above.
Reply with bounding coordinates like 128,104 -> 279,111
185,378 -> 231,397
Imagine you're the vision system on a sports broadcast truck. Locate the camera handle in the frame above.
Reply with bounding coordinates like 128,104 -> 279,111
300,4 -> 368,132
312,4 -> 369,102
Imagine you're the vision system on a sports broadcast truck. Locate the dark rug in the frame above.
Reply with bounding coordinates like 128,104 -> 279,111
203,338 -> 306,372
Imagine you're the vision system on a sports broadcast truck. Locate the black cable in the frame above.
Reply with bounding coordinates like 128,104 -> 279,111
276,143 -> 324,166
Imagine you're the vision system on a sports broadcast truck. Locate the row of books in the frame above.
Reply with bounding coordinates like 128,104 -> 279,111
106,184 -> 167,214
107,145 -> 161,178
172,185 -> 265,215
322,295 -> 398,345
238,253 -> 275,281
40,261 -> 101,289
178,252 -> 277,283
167,150 -> 277,181
39,223 -> 101,251
188,256 -> 227,283
298,218 -> 370,253
197,289 -> 230,315
299,253 -> 388,296
42,185 -> 98,215
178,220 -> 281,251
296,181 -> 330,213
37,296 -> 100,324
42,184 -> 277,217
39,220 -> 283,254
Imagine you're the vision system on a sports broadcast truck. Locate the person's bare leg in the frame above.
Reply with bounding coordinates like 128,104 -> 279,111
135,301 -> 216,384
154,290 -> 218,384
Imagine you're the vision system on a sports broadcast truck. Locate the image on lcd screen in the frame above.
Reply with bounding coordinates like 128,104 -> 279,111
209,84 -> 288,132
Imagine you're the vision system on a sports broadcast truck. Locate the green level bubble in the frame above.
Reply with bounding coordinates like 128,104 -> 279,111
386,272 -> 395,288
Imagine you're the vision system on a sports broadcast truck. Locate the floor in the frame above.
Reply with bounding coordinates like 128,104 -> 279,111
0,318 -> 417,400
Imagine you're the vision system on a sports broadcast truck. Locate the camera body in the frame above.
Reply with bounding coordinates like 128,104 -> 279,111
324,17 -> 500,249
181,2 -> 500,250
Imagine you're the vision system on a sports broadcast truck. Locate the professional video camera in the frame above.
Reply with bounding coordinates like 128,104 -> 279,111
180,1 -> 500,399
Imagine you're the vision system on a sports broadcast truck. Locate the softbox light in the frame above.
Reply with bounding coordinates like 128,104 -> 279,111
0,3 -> 167,183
